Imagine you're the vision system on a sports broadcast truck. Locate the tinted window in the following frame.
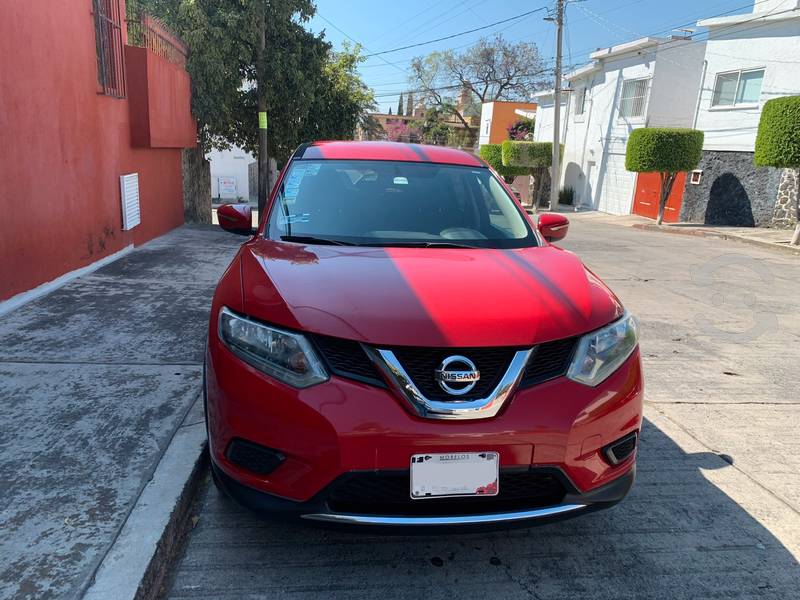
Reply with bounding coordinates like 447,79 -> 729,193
266,160 -> 536,248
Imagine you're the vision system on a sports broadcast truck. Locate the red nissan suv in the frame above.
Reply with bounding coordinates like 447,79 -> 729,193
208,141 -> 643,528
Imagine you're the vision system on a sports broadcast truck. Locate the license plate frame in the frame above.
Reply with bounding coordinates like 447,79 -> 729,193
410,452 -> 499,500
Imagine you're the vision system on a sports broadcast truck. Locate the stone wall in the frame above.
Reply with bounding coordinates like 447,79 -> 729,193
771,168 -> 799,230
181,147 -> 211,224
680,150 -> 781,227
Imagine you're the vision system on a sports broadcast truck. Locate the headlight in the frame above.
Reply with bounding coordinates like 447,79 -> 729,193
567,313 -> 638,386
218,307 -> 328,388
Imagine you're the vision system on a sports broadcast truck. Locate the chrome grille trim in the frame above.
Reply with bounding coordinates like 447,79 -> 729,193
363,346 -> 533,420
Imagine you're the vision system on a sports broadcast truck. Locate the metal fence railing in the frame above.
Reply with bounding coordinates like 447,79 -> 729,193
126,11 -> 188,69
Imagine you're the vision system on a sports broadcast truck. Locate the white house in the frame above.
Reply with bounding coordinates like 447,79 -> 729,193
681,0 -> 800,227
207,145 -> 255,202
534,35 -> 707,216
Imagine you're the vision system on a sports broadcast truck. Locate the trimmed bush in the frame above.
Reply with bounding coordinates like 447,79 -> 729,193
501,140 -> 562,168
479,144 -> 528,181
625,128 -> 704,173
754,96 -> 800,168
625,128 -> 703,225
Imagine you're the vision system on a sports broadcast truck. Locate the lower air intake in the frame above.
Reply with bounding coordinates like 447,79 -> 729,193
226,438 -> 285,475
603,432 -> 638,465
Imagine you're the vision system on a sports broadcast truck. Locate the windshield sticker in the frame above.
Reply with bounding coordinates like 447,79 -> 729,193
393,176 -> 409,185
277,213 -> 310,225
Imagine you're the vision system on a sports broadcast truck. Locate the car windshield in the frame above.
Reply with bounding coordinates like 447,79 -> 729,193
266,159 -> 537,248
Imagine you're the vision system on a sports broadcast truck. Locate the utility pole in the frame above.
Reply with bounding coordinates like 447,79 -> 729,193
256,2 -> 270,216
549,0 -> 564,211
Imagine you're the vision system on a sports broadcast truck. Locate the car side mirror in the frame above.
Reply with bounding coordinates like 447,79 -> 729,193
217,203 -> 253,236
538,213 -> 569,243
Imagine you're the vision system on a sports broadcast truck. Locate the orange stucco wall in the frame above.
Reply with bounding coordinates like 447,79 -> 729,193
0,2 -> 196,301
489,102 -> 538,144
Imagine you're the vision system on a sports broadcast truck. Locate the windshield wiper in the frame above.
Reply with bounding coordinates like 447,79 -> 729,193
370,241 -> 481,249
280,235 -> 356,246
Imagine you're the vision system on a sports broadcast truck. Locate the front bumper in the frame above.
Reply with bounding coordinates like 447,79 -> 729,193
211,458 -> 636,529
206,332 -> 644,514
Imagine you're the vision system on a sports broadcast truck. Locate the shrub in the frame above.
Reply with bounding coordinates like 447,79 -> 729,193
625,128 -> 704,173
755,96 -> 800,245
501,140 -> 563,168
479,144 -> 528,182
507,118 -> 535,141
754,96 -> 800,168
559,186 -> 575,206
625,128 -> 703,225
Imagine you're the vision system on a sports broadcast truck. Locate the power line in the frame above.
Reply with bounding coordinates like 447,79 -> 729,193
371,67 -> 554,99
315,13 -> 411,78
363,6 -> 548,57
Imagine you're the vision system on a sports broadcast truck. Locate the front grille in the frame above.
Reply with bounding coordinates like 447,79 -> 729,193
390,346 -> 515,400
312,335 -> 385,386
520,337 -> 577,387
326,469 -> 568,516
311,332 -> 576,394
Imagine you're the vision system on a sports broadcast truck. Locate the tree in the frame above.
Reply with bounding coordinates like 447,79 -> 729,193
418,107 -> 451,145
501,140 -> 562,210
479,144 -> 527,184
397,93 -> 404,117
755,96 -> 800,245
409,35 -> 549,135
626,128 -> 704,226
137,0 -> 374,213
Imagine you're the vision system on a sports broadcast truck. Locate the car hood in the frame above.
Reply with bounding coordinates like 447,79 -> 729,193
240,238 -> 624,347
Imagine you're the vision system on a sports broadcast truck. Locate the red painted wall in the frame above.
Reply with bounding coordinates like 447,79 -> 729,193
127,46 -> 197,148
0,2 -> 196,302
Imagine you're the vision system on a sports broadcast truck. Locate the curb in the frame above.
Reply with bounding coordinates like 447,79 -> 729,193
82,397 -> 208,600
631,223 -> 800,256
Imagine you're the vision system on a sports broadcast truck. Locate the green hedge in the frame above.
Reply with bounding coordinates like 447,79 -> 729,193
501,140 -> 562,168
625,128 -> 704,173
479,144 -> 528,178
755,96 -> 800,168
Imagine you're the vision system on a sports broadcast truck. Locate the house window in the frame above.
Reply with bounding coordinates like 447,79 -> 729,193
574,88 -> 587,117
484,119 -> 491,135
619,78 -> 649,119
711,68 -> 764,107
93,0 -> 126,98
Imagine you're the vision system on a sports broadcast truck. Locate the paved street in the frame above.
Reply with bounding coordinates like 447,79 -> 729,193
0,227 -> 241,600
165,216 -> 800,599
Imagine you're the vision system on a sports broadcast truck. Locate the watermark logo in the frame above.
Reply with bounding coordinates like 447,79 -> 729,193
692,254 -> 778,342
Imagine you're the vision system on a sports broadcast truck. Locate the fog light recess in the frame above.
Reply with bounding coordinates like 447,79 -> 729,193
226,438 -> 285,475
602,432 -> 638,465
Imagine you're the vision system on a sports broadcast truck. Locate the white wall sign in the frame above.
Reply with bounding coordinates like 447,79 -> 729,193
218,176 -> 237,196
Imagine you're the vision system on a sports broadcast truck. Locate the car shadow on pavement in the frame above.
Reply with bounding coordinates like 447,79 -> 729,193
166,418 -> 799,600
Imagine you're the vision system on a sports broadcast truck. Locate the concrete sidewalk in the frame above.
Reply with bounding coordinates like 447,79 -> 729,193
0,226 -> 241,600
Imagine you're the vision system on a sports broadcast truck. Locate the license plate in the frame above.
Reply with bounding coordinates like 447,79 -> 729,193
410,452 -> 499,499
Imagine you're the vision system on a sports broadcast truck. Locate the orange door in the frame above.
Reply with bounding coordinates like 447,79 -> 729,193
632,172 -> 686,223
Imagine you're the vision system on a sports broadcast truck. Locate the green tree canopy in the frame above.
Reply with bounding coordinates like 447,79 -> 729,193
501,140 -> 561,168
625,128 -> 704,225
625,128 -> 703,173
479,144 -> 527,183
755,96 -> 800,168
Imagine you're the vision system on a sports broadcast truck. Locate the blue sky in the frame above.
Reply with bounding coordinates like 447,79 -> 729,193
307,0 -> 760,113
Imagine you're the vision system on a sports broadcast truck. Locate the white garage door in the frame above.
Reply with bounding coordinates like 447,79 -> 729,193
596,152 -> 635,215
